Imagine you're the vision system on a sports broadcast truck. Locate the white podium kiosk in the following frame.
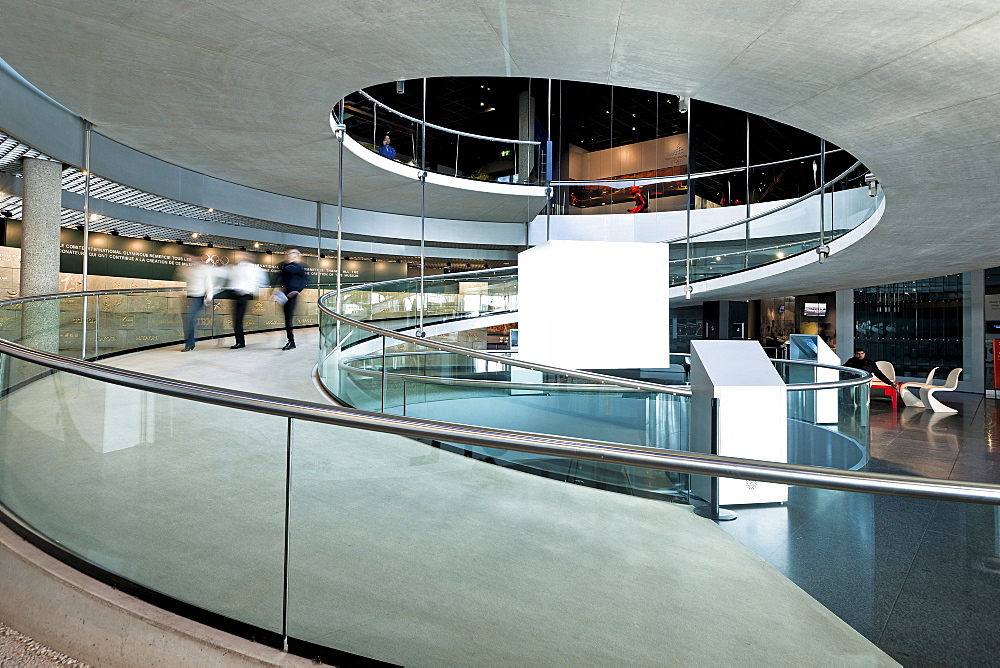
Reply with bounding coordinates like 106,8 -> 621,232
690,340 -> 788,506
788,334 -> 839,424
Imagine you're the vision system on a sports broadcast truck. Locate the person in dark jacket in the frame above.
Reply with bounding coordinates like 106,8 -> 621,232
276,248 -> 307,350
843,348 -> 895,386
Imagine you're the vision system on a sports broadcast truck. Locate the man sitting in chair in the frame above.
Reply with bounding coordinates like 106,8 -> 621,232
843,348 -> 895,387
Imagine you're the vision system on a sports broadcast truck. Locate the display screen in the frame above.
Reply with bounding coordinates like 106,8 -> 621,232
804,302 -> 827,317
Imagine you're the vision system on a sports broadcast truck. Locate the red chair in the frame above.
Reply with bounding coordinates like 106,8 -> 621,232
870,360 -> 898,410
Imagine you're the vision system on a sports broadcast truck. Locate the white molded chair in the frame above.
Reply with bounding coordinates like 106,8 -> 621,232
899,367 -> 939,408
920,367 -> 962,413
870,361 -> 899,409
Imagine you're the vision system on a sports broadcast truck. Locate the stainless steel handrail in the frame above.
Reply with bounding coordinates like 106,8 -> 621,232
338,349 -> 871,392
331,266 -> 516,295
548,149 -> 846,188
2,288 -> 996,503
1,287 -> 183,305
670,235 -> 842,264
355,90 -> 541,146
0,327 -> 998,505
322,300 -> 693,396
321,277 -> 871,393
660,161 -> 864,243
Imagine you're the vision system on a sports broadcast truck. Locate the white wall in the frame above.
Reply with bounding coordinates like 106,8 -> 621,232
517,241 -> 670,370
567,135 -> 688,180
530,187 -> 872,246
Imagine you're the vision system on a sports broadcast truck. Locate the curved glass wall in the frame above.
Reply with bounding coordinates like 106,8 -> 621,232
5,287 -> 1000,666
317,270 -> 871,495
668,161 -> 883,285
344,77 -> 873,208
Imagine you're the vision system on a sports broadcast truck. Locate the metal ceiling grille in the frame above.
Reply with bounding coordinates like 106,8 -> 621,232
0,129 -> 515,265
0,133 -> 47,172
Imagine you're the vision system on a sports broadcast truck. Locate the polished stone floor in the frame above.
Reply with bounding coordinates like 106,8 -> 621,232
0,331 -> 894,666
723,392 -> 1000,666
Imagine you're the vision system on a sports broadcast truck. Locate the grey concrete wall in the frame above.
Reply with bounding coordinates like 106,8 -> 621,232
0,522 -> 312,667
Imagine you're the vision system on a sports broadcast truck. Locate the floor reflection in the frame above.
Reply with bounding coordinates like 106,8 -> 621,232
722,392 -> 1000,665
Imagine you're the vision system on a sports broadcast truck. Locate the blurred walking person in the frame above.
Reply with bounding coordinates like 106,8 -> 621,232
276,247 -> 307,350
226,251 -> 268,349
177,252 -> 216,352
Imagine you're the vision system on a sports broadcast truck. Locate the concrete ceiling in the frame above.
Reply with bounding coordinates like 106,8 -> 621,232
1,1 -> 999,295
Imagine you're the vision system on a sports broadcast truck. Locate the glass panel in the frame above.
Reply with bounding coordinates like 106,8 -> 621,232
855,274 -> 967,379
94,290 -> 186,356
0,354 -> 287,631
284,418 -> 708,665
340,83 -> 543,185
774,362 -> 870,470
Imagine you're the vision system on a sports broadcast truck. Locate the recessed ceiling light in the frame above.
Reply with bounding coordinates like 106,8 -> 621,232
207,207 -> 214,213
191,232 -> 199,239
89,213 -> 100,221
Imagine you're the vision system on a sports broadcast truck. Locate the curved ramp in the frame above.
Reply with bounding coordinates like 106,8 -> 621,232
53,330 -> 899,665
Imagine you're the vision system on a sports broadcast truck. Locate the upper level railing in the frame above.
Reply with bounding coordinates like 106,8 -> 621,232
337,91 -> 545,184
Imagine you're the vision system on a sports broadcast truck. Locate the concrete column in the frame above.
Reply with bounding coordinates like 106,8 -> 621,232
20,157 -> 62,296
835,289 -> 854,360
19,157 -> 62,354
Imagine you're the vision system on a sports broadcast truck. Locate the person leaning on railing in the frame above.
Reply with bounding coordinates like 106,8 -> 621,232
843,348 -> 895,387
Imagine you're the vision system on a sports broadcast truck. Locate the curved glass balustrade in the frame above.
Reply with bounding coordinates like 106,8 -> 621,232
540,161 -> 882,286
666,161 -> 881,285
4,287 -> 1000,665
318,269 -> 871,500
338,91 -> 544,184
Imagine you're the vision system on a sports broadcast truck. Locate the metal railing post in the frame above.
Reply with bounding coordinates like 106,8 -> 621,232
694,398 -> 738,521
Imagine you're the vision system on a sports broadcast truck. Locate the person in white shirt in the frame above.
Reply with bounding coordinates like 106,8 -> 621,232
177,253 -> 216,352
226,251 -> 268,349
